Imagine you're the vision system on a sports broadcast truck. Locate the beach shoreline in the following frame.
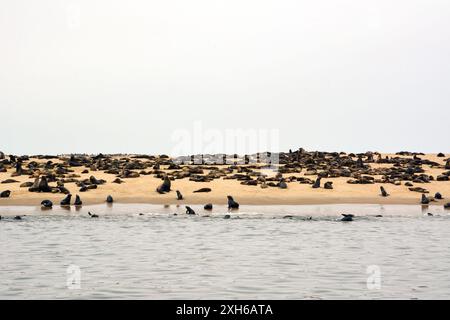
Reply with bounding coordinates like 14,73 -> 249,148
0,196 -> 449,207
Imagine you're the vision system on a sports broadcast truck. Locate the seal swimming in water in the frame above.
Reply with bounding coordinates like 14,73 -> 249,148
176,190 -> 183,200
421,194 -> 430,205
74,195 -> 82,206
156,175 -> 171,194
14,215 -> 22,220
427,213 -> 434,216
223,214 -> 231,219
444,203 -> 450,209
0,190 -> 11,198
60,194 -> 72,206
185,206 -> 196,215
340,214 -> 354,221
204,203 -> 213,210
88,212 -> 98,218
193,188 -> 212,193
41,199 -> 53,209
227,195 -> 239,209
106,195 -> 113,203
380,186 -> 389,197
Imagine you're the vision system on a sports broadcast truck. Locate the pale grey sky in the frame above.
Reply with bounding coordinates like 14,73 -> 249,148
1,0 -> 450,155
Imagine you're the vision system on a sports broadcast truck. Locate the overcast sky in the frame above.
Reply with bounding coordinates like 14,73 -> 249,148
1,0 -> 449,155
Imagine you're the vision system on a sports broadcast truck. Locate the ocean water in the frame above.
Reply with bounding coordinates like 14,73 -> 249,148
1,204 -> 449,299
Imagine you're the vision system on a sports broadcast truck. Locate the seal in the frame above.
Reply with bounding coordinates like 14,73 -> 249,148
204,203 -> 213,210
421,194 -> 430,205
312,177 -> 321,189
176,190 -> 183,200
38,176 -> 51,192
156,175 -> 171,194
0,190 -> 11,198
380,186 -> 389,197
278,179 -> 288,189
41,200 -> 53,209
193,188 -> 212,193
185,206 -> 196,215
88,212 -> 99,218
435,192 -> 443,200
60,194 -> 72,206
341,214 -> 354,221
74,195 -> 82,206
324,181 -> 333,189
106,195 -> 113,203
227,195 -> 239,209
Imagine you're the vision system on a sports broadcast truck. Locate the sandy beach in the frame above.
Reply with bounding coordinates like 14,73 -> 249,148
1,152 -> 449,207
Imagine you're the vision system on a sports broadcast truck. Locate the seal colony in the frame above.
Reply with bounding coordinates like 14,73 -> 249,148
0,149 -> 450,208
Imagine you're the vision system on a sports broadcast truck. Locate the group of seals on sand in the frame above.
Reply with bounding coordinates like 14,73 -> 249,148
60,194 -> 82,206
1,150 -> 450,209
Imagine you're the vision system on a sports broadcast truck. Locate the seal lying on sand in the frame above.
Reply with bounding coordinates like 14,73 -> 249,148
0,190 -> 11,198
435,192 -> 443,200
227,196 -> 239,209
156,176 -> 171,194
106,195 -> 113,203
193,188 -> 212,193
